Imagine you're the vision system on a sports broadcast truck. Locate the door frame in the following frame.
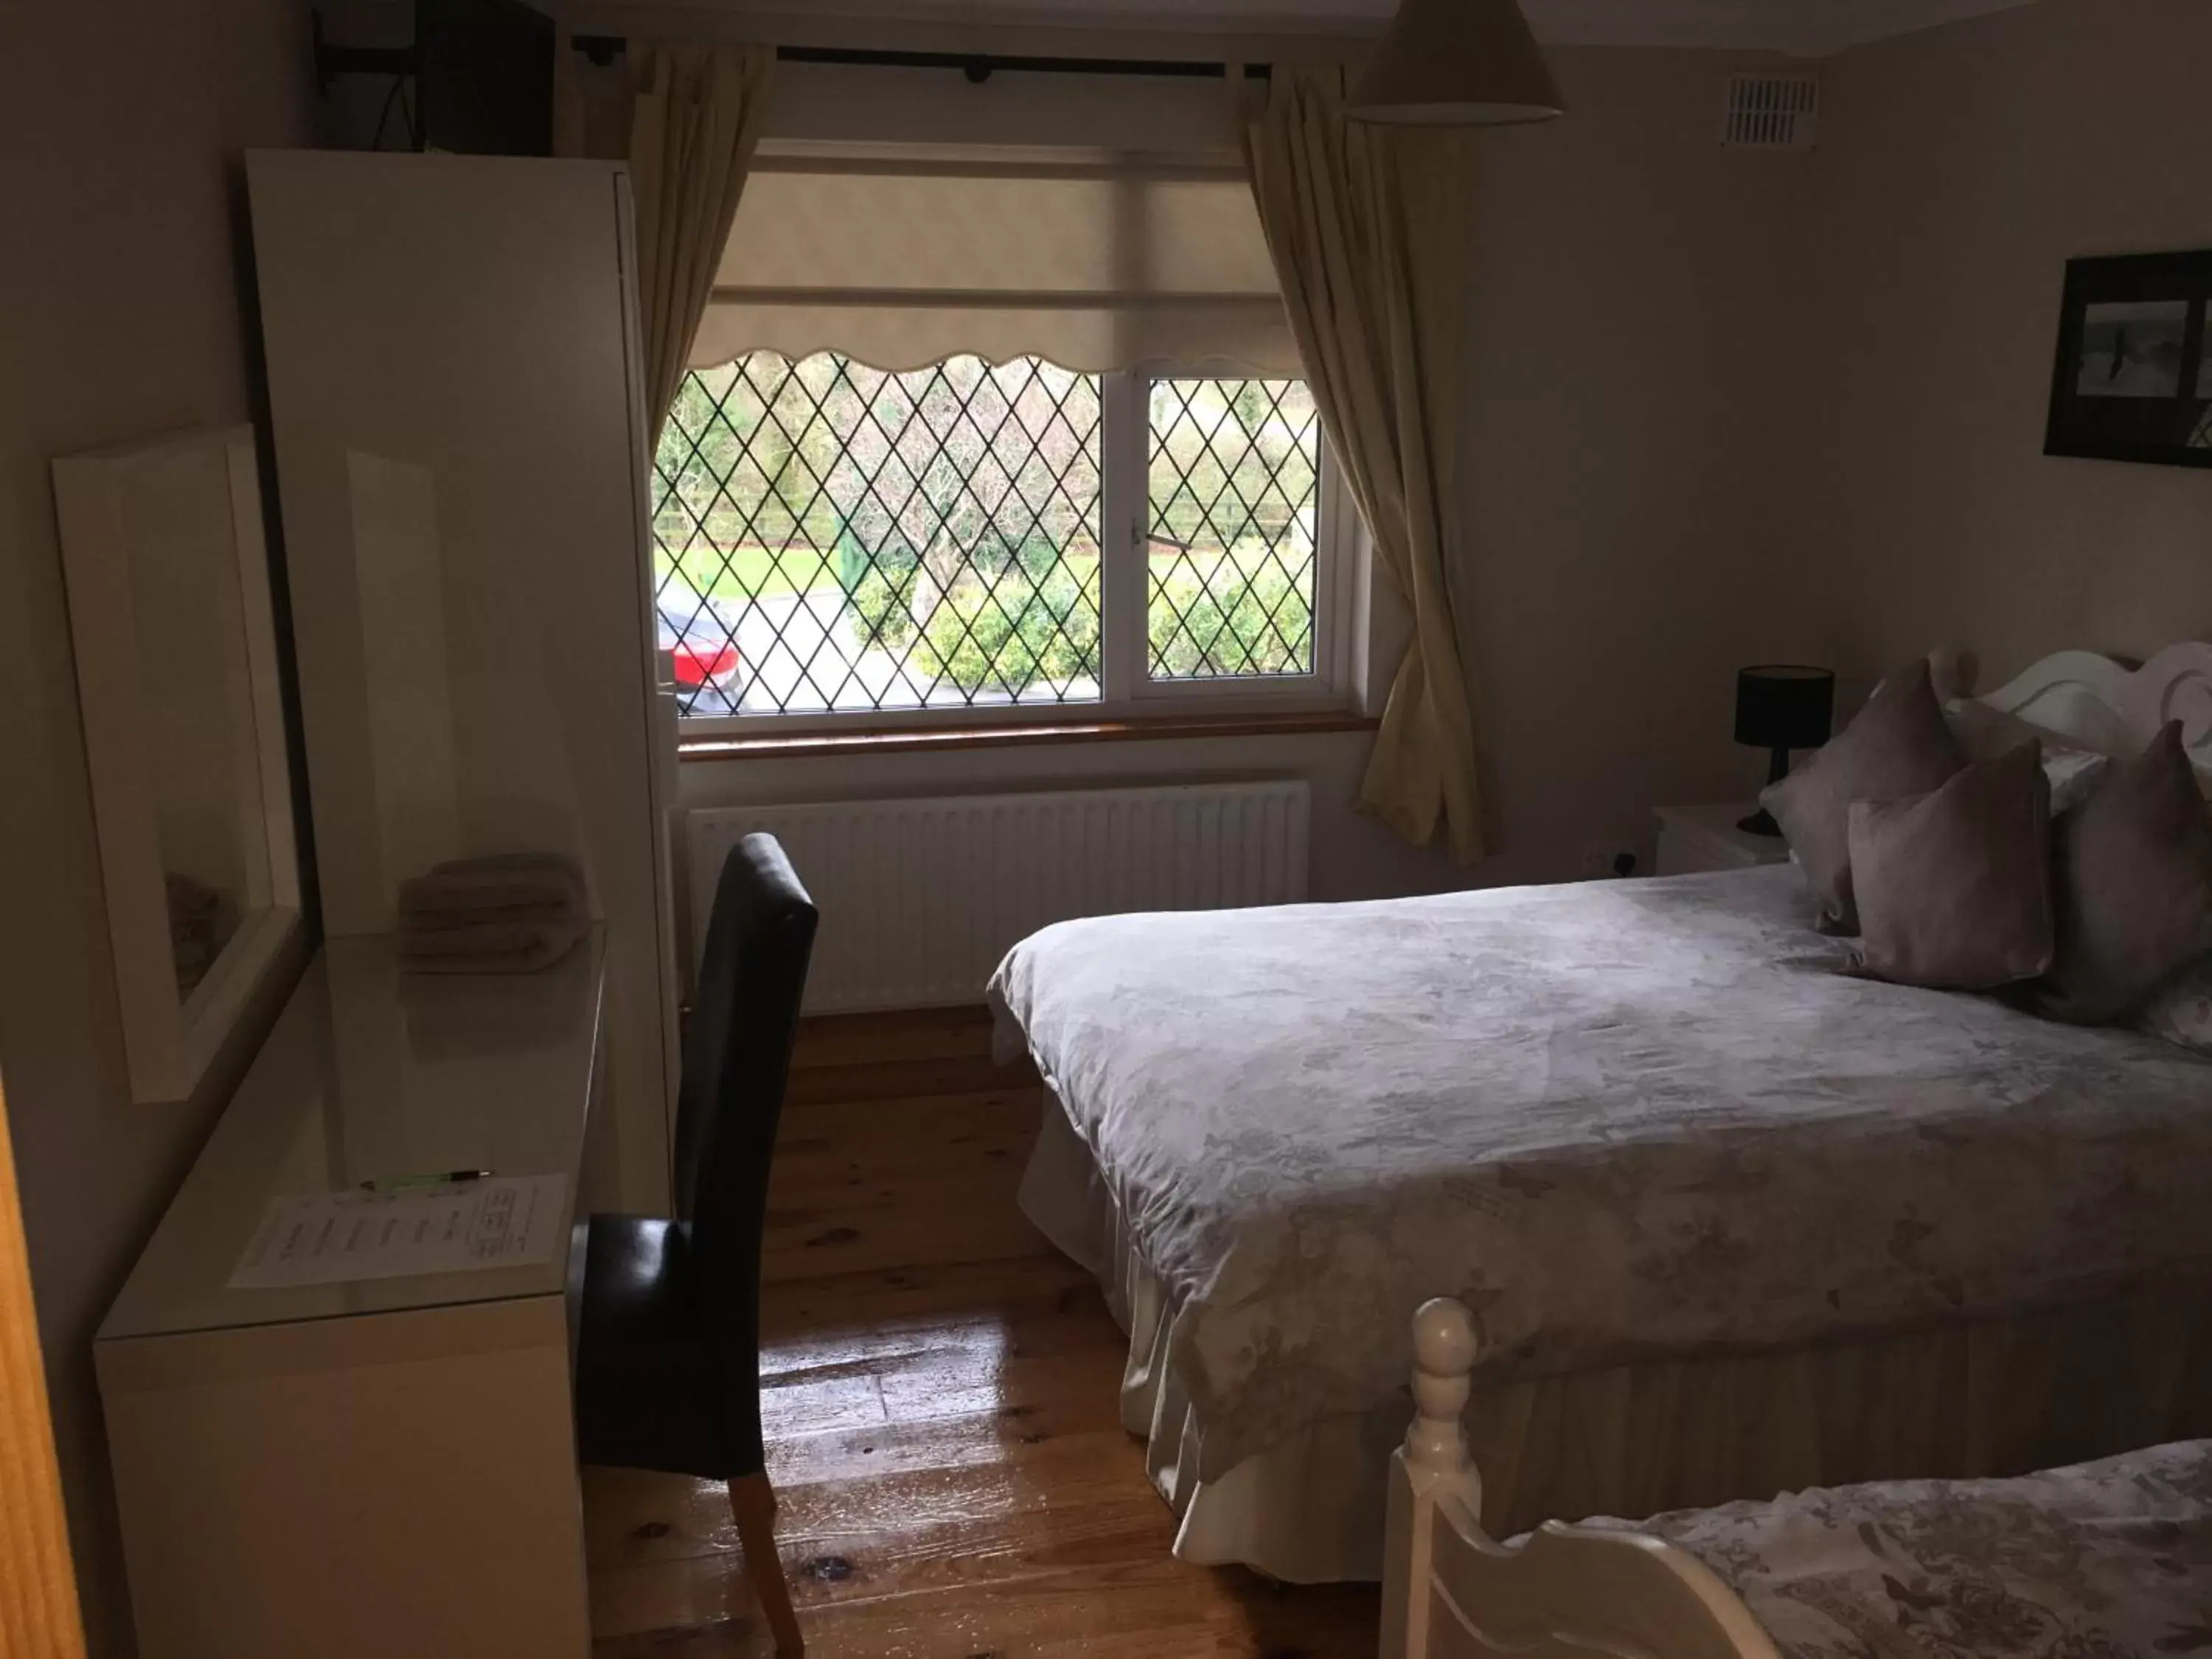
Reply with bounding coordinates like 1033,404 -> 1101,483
0,1074 -> 88,1657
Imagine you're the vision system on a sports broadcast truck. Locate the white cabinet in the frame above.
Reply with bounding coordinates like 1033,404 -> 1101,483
98,937 -> 605,1659
1654,804 -> 1795,877
248,151 -> 675,1211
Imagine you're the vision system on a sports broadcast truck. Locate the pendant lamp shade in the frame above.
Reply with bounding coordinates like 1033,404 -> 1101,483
1348,0 -> 1567,126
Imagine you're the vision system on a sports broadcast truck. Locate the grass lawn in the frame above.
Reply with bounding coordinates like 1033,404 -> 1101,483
658,541 -> 832,603
655,543 -> 1120,608
655,540 -> 1309,612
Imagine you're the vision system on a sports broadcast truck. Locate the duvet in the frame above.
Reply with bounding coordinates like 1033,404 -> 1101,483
989,866 -> 2212,1482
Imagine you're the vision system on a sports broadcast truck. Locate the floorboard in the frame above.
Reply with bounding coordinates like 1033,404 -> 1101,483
585,1008 -> 1380,1657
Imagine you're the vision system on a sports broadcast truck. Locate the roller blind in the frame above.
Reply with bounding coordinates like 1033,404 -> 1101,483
689,145 -> 1298,375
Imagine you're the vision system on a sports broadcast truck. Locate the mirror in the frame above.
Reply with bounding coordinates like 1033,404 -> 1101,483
53,425 -> 302,1103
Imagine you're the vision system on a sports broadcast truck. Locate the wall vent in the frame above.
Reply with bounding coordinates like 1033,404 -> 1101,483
1722,72 -> 1820,151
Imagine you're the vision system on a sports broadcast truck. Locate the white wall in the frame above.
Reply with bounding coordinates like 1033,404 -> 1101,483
1450,46 -> 1822,882
0,2 -> 315,1652
1802,0 -> 2212,689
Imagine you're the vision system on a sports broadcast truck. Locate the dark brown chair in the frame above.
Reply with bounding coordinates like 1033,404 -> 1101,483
575,834 -> 817,1655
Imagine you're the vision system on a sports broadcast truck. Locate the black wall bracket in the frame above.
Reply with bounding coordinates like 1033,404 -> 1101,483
312,13 -> 417,91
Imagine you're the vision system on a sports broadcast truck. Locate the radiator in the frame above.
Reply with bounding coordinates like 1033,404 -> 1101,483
688,780 -> 1311,1012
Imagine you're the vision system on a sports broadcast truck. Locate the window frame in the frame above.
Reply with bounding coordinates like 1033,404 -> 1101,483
662,364 -> 1360,740
1118,369 -> 1351,712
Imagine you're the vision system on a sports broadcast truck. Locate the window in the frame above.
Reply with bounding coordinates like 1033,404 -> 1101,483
652,352 -> 1340,724
1147,378 -> 1321,683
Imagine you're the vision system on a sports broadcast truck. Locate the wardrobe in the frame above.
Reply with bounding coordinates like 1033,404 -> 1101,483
248,150 -> 680,1213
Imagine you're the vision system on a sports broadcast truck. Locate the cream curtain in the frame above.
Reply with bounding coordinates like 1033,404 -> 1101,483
560,42 -> 775,446
1242,66 -> 1486,863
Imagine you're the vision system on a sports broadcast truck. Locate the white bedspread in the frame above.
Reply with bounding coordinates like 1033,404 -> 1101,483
1613,1439 -> 2212,1659
988,866 -> 2212,1484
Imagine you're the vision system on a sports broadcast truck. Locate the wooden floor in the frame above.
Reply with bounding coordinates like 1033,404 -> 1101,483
585,1006 -> 1381,1658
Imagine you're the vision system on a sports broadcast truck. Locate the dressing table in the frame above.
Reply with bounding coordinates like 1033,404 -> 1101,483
82,150 -> 680,1659
95,931 -> 606,1659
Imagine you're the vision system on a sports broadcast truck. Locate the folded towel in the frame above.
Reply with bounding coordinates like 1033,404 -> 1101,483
166,872 -> 227,991
400,939 -> 582,975
398,917 -> 584,976
396,852 -> 589,975
397,852 -> 588,922
166,872 -> 221,922
403,900 -> 579,937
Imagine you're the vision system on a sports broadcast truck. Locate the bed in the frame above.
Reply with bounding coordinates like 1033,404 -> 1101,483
1382,1298 -> 2212,1659
987,644 -> 2212,1583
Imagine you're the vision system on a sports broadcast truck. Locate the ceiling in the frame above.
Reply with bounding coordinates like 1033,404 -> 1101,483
1531,0 -> 2035,53
569,0 -> 2039,57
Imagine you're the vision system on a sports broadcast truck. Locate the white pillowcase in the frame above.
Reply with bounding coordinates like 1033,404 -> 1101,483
2039,746 -> 2113,815
1942,699 -> 2112,813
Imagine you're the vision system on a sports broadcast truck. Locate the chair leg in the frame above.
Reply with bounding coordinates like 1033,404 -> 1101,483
729,1471 -> 804,1655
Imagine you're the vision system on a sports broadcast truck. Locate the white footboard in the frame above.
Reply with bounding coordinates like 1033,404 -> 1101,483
1379,1299 -> 1781,1659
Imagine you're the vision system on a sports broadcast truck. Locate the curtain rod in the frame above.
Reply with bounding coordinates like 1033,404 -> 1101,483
567,38 -> 1272,82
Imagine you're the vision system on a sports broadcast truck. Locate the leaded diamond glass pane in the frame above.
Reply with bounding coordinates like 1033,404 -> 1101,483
651,353 -> 1103,716
1146,378 -> 1320,681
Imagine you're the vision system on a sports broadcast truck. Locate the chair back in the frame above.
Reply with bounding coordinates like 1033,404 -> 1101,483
674,834 -> 818,1459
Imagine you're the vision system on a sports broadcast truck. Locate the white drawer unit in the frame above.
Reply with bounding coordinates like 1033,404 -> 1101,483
97,934 -> 608,1659
1655,804 -> 1795,877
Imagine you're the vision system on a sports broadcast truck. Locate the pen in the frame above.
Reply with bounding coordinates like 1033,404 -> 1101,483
358,1169 -> 493,1193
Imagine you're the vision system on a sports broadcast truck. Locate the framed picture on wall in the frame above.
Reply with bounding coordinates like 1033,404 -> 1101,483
2045,249 -> 2212,468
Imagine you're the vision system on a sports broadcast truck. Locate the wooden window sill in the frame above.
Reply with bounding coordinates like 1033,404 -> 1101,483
678,709 -> 1381,762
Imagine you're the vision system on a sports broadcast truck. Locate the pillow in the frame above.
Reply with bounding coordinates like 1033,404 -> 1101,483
2135,957 -> 2212,1054
1761,659 -> 1966,935
2020,721 -> 2212,1025
1847,744 -> 2054,991
1942,698 -> 2110,813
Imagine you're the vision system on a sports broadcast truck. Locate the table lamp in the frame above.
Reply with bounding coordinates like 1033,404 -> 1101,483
1735,665 -> 1834,836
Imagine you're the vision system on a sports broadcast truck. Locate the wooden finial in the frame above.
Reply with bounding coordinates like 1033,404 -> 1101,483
1382,1299 -> 1486,1659
1405,1298 -> 1478,1479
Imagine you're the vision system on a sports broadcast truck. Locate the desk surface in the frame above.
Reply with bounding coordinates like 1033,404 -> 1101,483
100,931 -> 605,1344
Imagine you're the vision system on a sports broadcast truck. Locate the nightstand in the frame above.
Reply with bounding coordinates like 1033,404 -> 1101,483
1655,804 -> 1795,877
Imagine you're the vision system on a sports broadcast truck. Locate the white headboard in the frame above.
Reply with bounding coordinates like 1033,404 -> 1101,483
1947,643 -> 2212,774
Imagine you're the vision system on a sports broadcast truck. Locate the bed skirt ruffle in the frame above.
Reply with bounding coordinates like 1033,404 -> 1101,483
1017,1082 -> 2212,1584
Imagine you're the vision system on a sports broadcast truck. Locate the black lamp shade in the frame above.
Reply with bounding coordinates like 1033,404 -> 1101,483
1735,666 -> 1835,752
